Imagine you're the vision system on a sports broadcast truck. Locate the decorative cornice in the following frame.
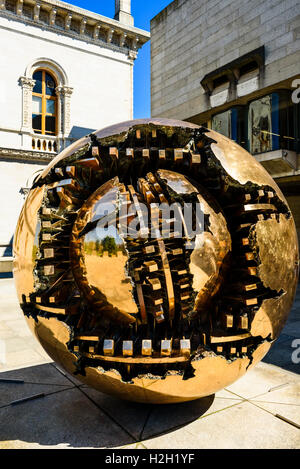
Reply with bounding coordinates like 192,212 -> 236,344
0,146 -> 54,162
0,0 -> 150,58
55,85 -> 73,96
20,76 -> 36,88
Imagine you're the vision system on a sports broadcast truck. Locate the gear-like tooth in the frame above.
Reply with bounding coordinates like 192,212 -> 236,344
147,278 -> 162,291
175,269 -> 188,276
190,151 -> 201,165
238,315 -> 249,329
159,149 -> 166,160
144,261 -> 158,273
65,166 -> 76,177
230,346 -> 237,355
142,149 -> 150,159
245,252 -> 255,262
91,146 -> 99,157
159,193 -> 168,203
136,129 -> 141,139
103,339 -> 114,356
171,248 -> 183,256
109,147 -> 119,158
146,172 -> 156,184
223,313 -> 234,328
180,292 -> 190,301
216,346 -> 223,354
42,207 -> 52,216
180,339 -> 191,357
143,245 -> 156,255
174,149 -> 183,161
161,339 -> 172,356
257,189 -> 265,198
156,314 -> 165,324
122,340 -> 133,357
126,148 -> 134,158
43,248 -> 54,259
248,266 -> 257,276
76,157 -> 100,169
142,339 -> 152,356
44,265 -> 55,276
42,221 -> 52,229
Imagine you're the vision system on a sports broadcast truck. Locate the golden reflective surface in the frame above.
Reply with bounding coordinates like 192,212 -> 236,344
13,118 -> 299,404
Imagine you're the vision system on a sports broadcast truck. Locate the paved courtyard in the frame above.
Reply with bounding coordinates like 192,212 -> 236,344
0,277 -> 299,449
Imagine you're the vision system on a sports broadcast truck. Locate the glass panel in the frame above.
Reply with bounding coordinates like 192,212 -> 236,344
33,71 -> 43,94
45,73 -> 56,97
32,96 -> 42,114
46,99 -> 55,114
45,116 -> 56,133
212,110 -> 231,138
32,115 -> 42,132
248,95 -> 272,154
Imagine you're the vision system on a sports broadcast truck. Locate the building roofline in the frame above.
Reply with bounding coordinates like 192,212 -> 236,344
0,0 -> 150,57
150,0 -> 178,25
42,0 -> 150,39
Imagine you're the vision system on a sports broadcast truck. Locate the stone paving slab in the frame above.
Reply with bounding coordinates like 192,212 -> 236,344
81,387 -> 152,441
250,401 -> 300,428
225,361 -> 300,399
0,362 -> 77,387
142,401 -> 300,449
141,393 -> 243,441
0,387 -> 135,449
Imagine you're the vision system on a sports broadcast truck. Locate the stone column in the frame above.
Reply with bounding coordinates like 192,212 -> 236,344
20,76 -> 35,133
56,85 -> 73,144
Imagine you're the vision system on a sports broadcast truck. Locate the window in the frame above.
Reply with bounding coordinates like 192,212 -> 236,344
212,107 -> 247,148
32,70 -> 57,135
248,92 -> 295,154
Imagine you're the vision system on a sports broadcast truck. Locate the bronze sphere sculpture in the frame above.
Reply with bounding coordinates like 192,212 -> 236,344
13,119 -> 299,403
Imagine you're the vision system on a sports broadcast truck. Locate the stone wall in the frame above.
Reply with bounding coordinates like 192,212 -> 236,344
151,0 -> 300,119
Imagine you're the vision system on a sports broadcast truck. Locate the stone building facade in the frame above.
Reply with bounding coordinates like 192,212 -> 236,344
151,0 -> 300,243
0,0 -> 150,271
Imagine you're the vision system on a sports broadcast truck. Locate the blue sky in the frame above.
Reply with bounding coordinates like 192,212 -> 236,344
65,1 -> 172,118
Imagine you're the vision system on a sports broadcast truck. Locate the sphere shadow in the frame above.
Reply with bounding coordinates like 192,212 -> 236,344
0,363 -> 215,448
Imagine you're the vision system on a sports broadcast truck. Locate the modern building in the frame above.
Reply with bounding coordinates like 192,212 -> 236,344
151,0 -> 300,243
0,0 -> 150,271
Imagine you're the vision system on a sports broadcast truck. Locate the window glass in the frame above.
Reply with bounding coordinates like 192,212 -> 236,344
248,92 -> 296,154
46,100 -> 55,114
32,115 -> 42,132
45,73 -> 56,97
248,95 -> 272,154
32,96 -> 42,114
33,71 -> 43,94
212,111 -> 231,138
45,116 -> 56,134
212,108 -> 247,148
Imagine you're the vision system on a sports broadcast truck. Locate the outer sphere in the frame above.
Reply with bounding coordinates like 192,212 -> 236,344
13,119 -> 299,404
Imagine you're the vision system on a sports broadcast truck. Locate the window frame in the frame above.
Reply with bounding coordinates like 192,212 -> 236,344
32,69 -> 58,136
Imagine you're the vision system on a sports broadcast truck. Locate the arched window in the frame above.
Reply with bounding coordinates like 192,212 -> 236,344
32,70 -> 57,135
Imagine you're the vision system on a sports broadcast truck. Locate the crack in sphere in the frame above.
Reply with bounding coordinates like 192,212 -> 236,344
13,118 -> 299,404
